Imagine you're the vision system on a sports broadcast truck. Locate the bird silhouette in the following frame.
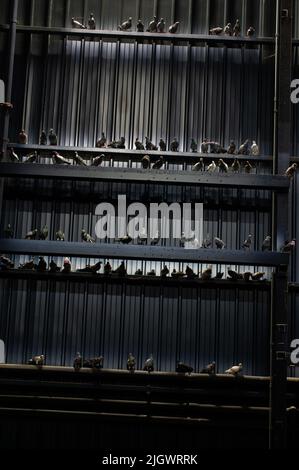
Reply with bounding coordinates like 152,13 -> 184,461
233,19 -> 241,37
127,353 -> 136,372
88,13 -> 96,29
224,23 -> 233,36
118,17 -> 132,31
192,158 -> 204,171
52,152 -> 71,165
285,163 -> 297,179
72,18 -> 86,29
137,19 -> 144,32
92,154 -> 105,167
48,129 -> 58,145
169,22 -> 180,34
176,362 -> 193,374
262,236 -> 271,251
200,362 -> 216,374
201,266 -> 212,280
96,132 -> 107,148
143,355 -> 154,372
210,27 -> 223,35
39,130 -> 47,145
73,152 -> 87,166
157,18 -> 165,33
152,157 -> 164,169
23,151 -> 38,163
225,363 -> 243,375
81,229 -> 95,243
18,129 -> 28,144
147,16 -> 158,32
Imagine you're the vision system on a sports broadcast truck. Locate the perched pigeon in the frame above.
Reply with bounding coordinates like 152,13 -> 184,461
73,352 -> 83,370
118,17 -> 132,31
118,235 -> 132,244
9,148 -> 19,162
233,19 -> 241,37
262,236 -> 271,251
77,261 -> 102,273
285,163 -> 297,179
92,154 -> 105,167
225,363 -> 243,376
152,157 -> 164,169
202,234 -> 212,249
192,158 -> 204,171
88,13 -> 96,29
209,142 -> 226,154
135,269 -> 143,276
23,151 -> 38,163
19,260 -> 35,270
72,18 -> 86,29
243,272 -> 252,282
73,151 -> 87,166
227,141 -> 236,154
114,261 -> 127,277
25,229 -> 38,240
127,353 -> 136,372
242,234 -> 252,250
201,139 -> 209,153
169,22 -> 180,34
161,265 -> 169,277
201,266 -> 212,281
251,141 -> 259,156
36,257 -> 47,272
210,27 -> 223,35
159,139 -> 167,151
231,158 -> 240,172
176,362 -> 193,374
104,262 -> 112,276
28,355 -> 45,366
108,137 -> 125,149
171,269 -> 185,279
147,16 -> 158,32
39,130 -> 47,145
141,155 -> 151,169
227,269 -> 243,281
4,224 -> 14,239
190,139 -> 198,153
238,139 -> 251,155
135,138 -> 145,150
157,18 -> 165,33
89,356 -> 104,369
62,257 -> 71,273
147,269 -> 156,277
18,129 -> 28,144
145,137 -> 158,151
218,159 -> 229,173
185,266 -> 198,279
137,19 -> 144,32
207,161 -> 217,173
224,23 -> 233,36
247,26 -> 255,37
251,272 -> 265,281
48,129 -> 58,145
96,133 -> 107,148
52,151 -> 71,165
214,272 -> 224,279
244,161 -> 254,174
56,230 -> 65,241
0,255 -> 14,270
39,225 -> 49,240
49,260 -> 60,273
143,355 -> 154,372
200,362 -> 216,375
281,239 -> 296,253
170,138 -> 179,152
214,237 -> 225,249
81,229 -> 95,243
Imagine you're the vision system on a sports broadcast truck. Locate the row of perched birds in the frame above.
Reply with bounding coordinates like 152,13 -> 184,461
210,20 -> 255,38
28,353 -> 244,376
0,255 -> 269,282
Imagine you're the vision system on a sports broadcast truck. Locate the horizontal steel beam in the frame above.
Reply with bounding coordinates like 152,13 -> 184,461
0,163 -> 290,190
0,239 -> 290,266
0,24 -> 276,46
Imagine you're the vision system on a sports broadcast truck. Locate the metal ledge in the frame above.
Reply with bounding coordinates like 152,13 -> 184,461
0,240 -> 289,266
0,163 -> 289,190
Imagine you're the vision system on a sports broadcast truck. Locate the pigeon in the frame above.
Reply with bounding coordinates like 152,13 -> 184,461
227,141 -> 236,154
73,352 -> 83,370
200,362 -> 216,375
55,230 -> 65,241
159,139 -> 167,151
62,257 -> 71,273
135,138 -> 145,150
207,161 -> 217,173
244,161 -> 254,174
18,129 -> 28,144
238,139 -> 250,155
150,231 -> 160,245
137,19 -> 144,32
48,129 -> 58,145
251,141 -> 259,156
281,239 -> 296,253
147,269 -> 156,277
233,19 -> 241,37
201,139 -> 209,153
242,234 -> 252,250
77,261 -> 102,274
262,236 -> 271,251
285,163 -> 297,179
243,272 -> 252,282
192,158 -> 204,171
127,353 -> 136,372
225,363 -> 243,375
49,260 -> 60,273
9,148 -> 19,162
202,234 -> 212,249
171,269 -> 185,279
118,235 -> 132,244
210,27 -> 223,35
81,229 -> 95,243
161,265 -> 169,278
201,266 -> 212,281
0,255 -> 14,270
170,138 -> 179,152
157,18 -> 165,33
28,355 -> 45,366
224,23 -> 233,36
169,22 -> 180,34
52,152 -> 71,165
23,151 -> 38,163
114,261 -> 127,277
227,269 -> 243,281
88,13 -> 96,29
251,272 -> 265,281
145,137 -> 158,151
190,139 -> 198,153
231,158 -> 240,172
72,18 -> 86,29
104,262 -> 112,276
147,17 -> 158,32
214,272 -> 224,279
176,362 -> 193,374
214,237 -> 225,249
118,17 -> 132,31
19,260 -> 36,270
185,266 -> 198,279
209,142 -> 226,154
141,155 -> 151,169
108,137 -> 126,149
96,132 -> 107,148
143,355 -> 154,372
36,257 -> 47,272
39,130 -> 47,145
218,159 -> 229,173
92,154 -> 105,167
73,151 -> 87,166
247,26 -> 255,37
39,225 -> 49,240
135,269 -> 143,276
152,157 -> 164,169
89,356 -> 104,369
4,224 -> 14,238
25,229 -> 38,240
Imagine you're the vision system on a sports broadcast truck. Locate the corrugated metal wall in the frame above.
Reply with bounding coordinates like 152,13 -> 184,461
0,0 -> 298,375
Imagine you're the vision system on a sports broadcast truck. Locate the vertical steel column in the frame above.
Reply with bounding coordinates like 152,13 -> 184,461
270,0 -> 292,450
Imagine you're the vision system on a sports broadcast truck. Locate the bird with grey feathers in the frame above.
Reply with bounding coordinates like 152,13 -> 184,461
201,139 -> 209,153
127,353 -> 136,372
81,229 -> 95,243
88,13 -> 96,29
231,158 -> 240,173
218,159 -> 229,173
39,225 -> 49,240
145,137 -> 158,151
190,139 -> 198,153
152,157 -> 164,169
9,148 -> 19,162
141,155 -> 151,169
170,138 -> 179,152
23,151 -> 38,163
52,152 -> 71,165
224,23 -> 233,36
96,133 -> 107,148
169,22 -> 180,34
262,236 -> 271,251
73,151 -> 87,166
238,139 -> 251,155
225,363 -> 243,375
62,257 -> 71,273
227,141 -> 236,154
137,19 -> 144,32
92,154 -> 105,167
72,18 -> 86,29
143,354 -> 154,372
281,239 -> 296,253
210,27 -> 223,35
147,16 -> 158,32
18,129 -> 28,145
233,19 -> 241,37
200,362 -> 216,375
176,362 -> 193,374
48,129 -> 58,145
159,139 -> 167,151
39,130 -> 47,145
242,234 -> 252,250
192,158 -> 204,171
25,229 -> 38,240
108,137 -> 125,149
215,237 -> 225,249
135,138 -> 145,150
56,229 -> 65,241
157,18 -> 165,33
285,163 -> 297,179
202,234 -> 212,249
118,17 -> 132,31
